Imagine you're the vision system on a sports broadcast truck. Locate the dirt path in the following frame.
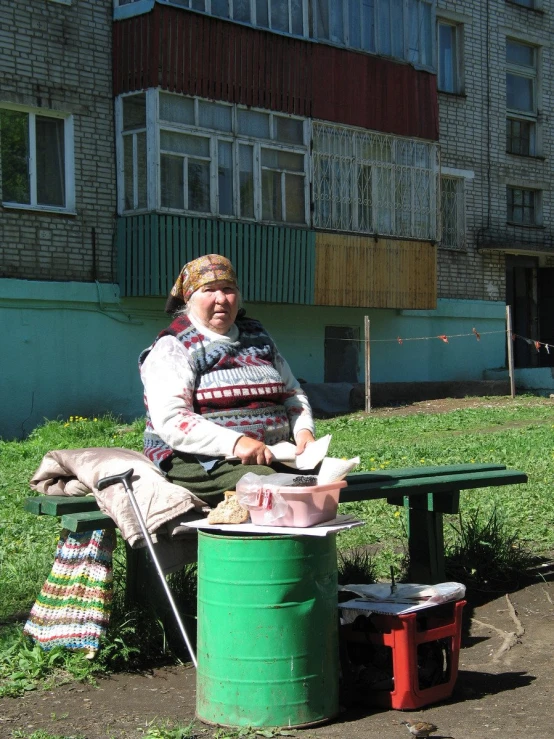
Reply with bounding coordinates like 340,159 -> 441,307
2,579 -> 553,739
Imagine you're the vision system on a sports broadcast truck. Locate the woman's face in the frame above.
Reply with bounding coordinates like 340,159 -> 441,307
188,280 -> 240,334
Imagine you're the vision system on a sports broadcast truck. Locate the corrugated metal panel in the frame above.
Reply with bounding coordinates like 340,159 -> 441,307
117,214 -> 316,304
314,233 -> 436,309
113,6 -> 438,140
311,45 -> 438,140
114,5 -> 312,116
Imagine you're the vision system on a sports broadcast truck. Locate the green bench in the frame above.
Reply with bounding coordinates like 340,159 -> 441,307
24,462 -> 527,589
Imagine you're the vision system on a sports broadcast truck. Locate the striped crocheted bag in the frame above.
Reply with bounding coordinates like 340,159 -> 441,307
23,528 -> 116,654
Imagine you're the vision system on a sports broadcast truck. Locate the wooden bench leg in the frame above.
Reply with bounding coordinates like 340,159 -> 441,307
406,503 -> 445,583
403,492 -> 460,584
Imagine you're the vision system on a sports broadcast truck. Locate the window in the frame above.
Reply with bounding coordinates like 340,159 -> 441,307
507,186 -> 541,226
0,106 -> 74,211
406,0 -> 433,67
312,122 -> 439,239
121,94 -> 147,210
164,0 -> 307,34
116,0 -> 434,68
506,38 -> 538,156
506,118 -> 534,156
440,176 -> 465,249
438,20 -> 462,93
312,0 -> 433,65
118,92 -> 308,224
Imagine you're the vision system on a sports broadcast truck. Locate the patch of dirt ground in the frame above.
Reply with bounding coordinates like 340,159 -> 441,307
367,394 -> 553,417
2,579 -> 554,739
3,396 -> 554,739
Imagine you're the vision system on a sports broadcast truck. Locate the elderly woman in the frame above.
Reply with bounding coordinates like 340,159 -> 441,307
139,254 -> 316,504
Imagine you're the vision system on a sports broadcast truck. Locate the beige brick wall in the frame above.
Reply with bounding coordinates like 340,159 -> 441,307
0,0 -> 115,282
437,0 -> 553,300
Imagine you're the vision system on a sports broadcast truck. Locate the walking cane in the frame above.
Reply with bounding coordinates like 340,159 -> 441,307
97,468 -> 197,668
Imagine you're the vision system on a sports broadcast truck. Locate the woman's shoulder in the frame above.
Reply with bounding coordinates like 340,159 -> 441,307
235,314 -> 266,333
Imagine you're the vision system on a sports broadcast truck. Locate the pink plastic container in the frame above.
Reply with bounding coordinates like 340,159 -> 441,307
249,480 -> 347,527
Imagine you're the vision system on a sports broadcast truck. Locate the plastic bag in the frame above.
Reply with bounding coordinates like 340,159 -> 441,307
236,472 -> 298,524
317,456 -> 360,484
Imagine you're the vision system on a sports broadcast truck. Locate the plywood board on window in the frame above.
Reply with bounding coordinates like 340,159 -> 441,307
314,233 -> 436,309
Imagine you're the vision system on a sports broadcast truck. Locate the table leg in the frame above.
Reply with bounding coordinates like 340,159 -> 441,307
404,492 -> 459,584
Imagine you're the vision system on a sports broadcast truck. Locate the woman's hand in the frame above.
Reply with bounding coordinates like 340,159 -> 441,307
295,429 -> 316,455
233,436 -> 274,465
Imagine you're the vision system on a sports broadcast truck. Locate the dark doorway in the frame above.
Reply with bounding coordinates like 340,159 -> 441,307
506,255 -> 538,368
324,326 -> 360,382
537,268 -> 554,368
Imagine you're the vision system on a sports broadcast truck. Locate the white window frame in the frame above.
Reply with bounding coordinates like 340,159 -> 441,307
437,19 -> 463,94
506,37 -> 539,156
117,91 -> 310,225
312,121 -> 439,240
0,103 -> 75,214
115,92 -> 150,213
154,0 -> 310,36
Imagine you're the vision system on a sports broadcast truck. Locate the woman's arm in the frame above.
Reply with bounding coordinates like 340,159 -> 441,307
140,336 -> 242,458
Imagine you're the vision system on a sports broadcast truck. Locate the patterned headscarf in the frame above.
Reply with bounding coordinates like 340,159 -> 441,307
165,254 -> 238,314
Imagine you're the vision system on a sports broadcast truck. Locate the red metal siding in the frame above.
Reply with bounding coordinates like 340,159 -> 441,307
311,45 -> 438,139
113,4 -> 438,140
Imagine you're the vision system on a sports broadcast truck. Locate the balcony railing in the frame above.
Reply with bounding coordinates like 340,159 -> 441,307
116,213 -> 316,302
113,0 -> 436,73
476,226 -> 554,254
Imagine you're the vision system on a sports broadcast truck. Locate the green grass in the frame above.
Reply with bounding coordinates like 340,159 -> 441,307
1,397 -> 554,691
0,415 -> 144,621
320,397 -> 554,574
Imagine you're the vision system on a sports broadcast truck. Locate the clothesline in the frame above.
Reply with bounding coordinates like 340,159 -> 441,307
330,328 -> 505,344
513,333 -> 554,354
328,327 -> 554,354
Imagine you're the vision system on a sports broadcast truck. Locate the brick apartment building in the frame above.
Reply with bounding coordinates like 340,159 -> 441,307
437,0 -> 554,371
0,0 -> 553,438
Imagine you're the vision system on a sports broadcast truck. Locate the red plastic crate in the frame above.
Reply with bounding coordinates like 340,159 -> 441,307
340,600 -> 466,710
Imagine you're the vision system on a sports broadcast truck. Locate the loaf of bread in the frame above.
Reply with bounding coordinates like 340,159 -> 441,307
207,491 -> 249,524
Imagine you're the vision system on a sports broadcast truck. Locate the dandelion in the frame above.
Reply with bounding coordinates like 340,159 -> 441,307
69,416 -> 74,422
94,418 -> 98,422
64,423 -> 70,428
394,510 -> 401,518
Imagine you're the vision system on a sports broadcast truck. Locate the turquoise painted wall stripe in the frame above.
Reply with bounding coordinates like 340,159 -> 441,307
117,215 -> 316,305
0,278 -> 525,439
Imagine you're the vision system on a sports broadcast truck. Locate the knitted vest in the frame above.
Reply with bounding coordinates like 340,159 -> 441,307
139,314 -> 295,465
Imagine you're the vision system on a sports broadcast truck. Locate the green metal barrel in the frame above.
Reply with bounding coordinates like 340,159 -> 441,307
196,531 -> 339,728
